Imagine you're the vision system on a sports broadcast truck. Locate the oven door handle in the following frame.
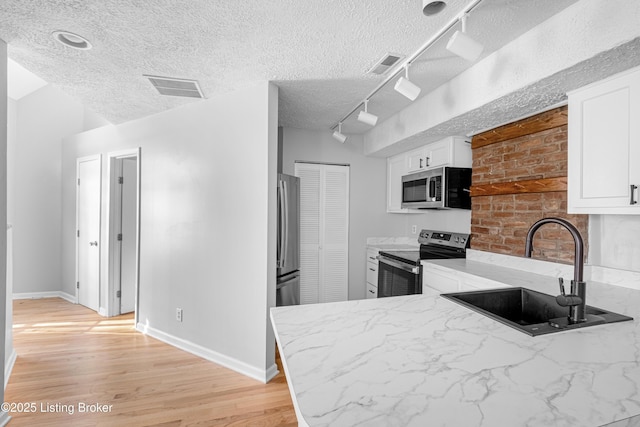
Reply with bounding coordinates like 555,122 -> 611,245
377,256 -> 420,274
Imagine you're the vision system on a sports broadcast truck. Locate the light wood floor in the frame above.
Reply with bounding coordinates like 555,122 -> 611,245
4,298 -> 297,426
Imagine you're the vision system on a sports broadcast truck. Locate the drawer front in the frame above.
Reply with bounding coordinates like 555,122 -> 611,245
366,262 -> 378,285
366,283 -> 378,299
366,249 -> 379,264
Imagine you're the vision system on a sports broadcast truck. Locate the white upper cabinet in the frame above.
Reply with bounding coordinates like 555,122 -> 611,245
386,137 -> 471,213
406,137 -> 471,173
568,67 -> 640,214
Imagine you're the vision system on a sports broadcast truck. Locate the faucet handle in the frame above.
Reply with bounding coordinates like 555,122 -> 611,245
558,277 -> 566,296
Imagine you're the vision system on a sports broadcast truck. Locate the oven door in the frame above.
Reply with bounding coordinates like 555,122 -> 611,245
377,256 -> 422,297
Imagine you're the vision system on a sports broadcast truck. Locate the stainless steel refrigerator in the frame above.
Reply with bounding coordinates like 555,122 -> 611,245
276,173 -> 300,306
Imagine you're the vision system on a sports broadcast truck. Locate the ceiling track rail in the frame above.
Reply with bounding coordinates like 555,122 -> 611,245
331,0 -> 484,131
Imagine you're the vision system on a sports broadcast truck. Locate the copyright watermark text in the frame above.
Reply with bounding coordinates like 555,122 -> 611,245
2,402 -> 113,415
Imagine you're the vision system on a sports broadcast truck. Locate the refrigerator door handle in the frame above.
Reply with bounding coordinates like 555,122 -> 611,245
277,180 -> 285,268
277,271 -> 300,289
282,179 -> 289,270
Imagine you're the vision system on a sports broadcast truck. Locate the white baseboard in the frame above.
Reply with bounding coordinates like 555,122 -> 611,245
13,291 -> 76,303
4,349 -> 17,389
136,322 -> 279,384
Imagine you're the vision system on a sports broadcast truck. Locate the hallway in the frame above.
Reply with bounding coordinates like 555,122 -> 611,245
4,298 -> 296,426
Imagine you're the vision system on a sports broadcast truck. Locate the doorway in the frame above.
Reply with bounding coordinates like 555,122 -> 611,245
76,155 -> 102,312
108,149 -> 140,317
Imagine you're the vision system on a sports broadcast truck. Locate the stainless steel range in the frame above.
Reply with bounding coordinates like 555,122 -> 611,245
377,229 -> 469,298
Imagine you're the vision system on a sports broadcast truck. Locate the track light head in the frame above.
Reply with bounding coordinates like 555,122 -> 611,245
357,110 -> 378,127
332,122 -> 347,143
446,15 -> 483,62
357,101 -> 378,126
394,66 -> 421,101
446,30 -> 483,61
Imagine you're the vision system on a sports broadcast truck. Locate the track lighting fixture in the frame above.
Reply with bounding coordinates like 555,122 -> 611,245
330,0 -> 484,140
357,100 -> 378,126
332,122 -> 347,143
446,14 -> 484,62
394,65 -> 422,101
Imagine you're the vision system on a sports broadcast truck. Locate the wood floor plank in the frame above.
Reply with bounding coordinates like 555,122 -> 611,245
4,298 -> 297,426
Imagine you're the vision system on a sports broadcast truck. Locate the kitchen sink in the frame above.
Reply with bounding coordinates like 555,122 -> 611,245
441,287 -> 633,336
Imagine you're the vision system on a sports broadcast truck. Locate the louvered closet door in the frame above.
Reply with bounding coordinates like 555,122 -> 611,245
295,163 -> 349,304
297,165 -> 321,304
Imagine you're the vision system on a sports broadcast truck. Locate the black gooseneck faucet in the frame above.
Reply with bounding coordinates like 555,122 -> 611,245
524,217 -> 587,324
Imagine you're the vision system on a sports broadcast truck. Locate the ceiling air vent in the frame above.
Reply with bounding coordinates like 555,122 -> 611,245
367,53 -> 405,75
143,75 -> 205,98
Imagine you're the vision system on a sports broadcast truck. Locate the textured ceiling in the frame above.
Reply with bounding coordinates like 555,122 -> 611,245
0,0 -> 579,132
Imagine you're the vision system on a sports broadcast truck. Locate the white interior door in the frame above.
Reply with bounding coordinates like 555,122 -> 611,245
77,156 -> 101,312
320,165 -> 349,303
295,162 -> 349,304
296,165 -> 321,304
119,157 -> 137,314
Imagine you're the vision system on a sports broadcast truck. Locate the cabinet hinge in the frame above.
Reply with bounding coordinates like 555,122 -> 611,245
118,176 -> 123,184
117,233 -> 123,241
116,290 -> 121,298
76,282 -> 80,289
77,178 -> 80,185
77,230 -> 80,238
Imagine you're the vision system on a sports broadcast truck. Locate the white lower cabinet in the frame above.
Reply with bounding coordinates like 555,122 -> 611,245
422,263 -> 509,293
366,248 -> 379,299
366,283 -> 378,299
422,268 -> 461,294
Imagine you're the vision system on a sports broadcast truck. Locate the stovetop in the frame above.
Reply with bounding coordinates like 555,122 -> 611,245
378,229 -> 470,265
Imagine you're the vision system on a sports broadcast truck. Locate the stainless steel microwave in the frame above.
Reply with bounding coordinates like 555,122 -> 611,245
401,166 -> 472,209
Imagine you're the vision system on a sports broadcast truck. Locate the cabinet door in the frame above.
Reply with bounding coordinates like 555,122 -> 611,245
426,139 -> 452,169
568,68 -> 640,213
422,268 -> 460,294
407,147 -> 428,173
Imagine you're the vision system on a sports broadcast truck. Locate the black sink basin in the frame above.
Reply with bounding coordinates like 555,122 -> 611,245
441,287 -> 633,336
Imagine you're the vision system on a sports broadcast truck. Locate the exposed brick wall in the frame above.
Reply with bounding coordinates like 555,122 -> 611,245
470,108 -> 589,265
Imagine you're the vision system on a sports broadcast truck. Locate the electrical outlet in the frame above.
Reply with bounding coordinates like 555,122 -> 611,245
411,225 -> 417,234
176,308 -> 183,322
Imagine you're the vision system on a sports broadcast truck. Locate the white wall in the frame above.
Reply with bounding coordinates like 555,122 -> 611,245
7,85 -> 109,296
589,215 -> 640,272
282,127 -> 408,299
9,86 -> 84,294
62,82 -> 278,382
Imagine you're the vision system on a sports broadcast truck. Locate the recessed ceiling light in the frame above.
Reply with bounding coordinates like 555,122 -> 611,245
52,30 -> 92,50
423,1 -> 447,16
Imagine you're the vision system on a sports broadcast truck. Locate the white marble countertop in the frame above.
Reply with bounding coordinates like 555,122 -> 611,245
271,259 -> 640,427
367,243 -> 418,251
